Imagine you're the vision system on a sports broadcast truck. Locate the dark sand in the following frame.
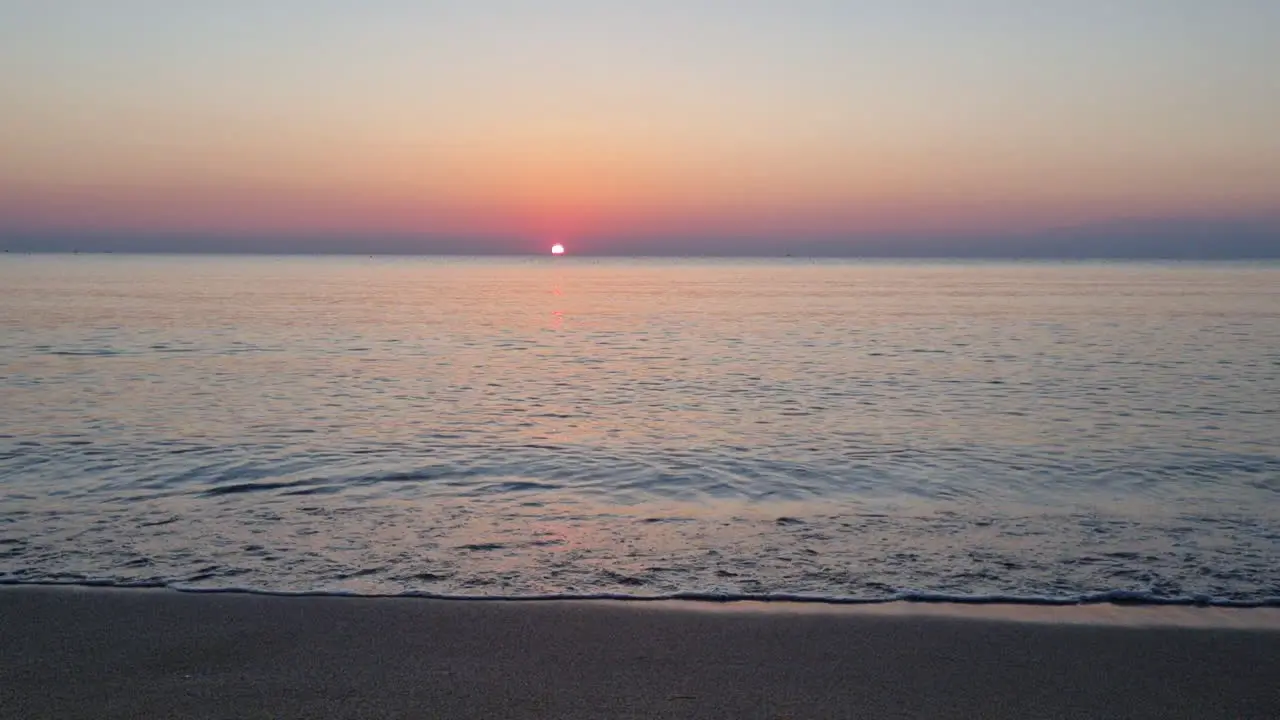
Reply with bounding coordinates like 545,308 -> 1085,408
2,587 -> 1278,719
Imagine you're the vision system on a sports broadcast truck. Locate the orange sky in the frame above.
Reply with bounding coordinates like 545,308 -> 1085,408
2,2 -> 1278,250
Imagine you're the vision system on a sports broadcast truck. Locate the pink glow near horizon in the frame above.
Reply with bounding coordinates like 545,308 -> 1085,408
2,3 -> 1278,249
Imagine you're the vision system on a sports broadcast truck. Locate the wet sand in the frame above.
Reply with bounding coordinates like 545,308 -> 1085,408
2,586 -> 1278,719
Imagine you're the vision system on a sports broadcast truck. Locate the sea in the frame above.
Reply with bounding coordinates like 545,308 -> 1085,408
1,255 -> 1278,606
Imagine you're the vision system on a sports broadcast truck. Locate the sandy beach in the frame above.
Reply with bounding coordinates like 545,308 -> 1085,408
2,587 -> 1278,719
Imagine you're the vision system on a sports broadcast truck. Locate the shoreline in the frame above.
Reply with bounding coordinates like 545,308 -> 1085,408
4,585 -> 1278,719
4,581 -> 1280,628
5,582 -> 1280,629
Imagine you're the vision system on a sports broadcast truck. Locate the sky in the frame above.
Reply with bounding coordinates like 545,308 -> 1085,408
2,0 -> 1278,256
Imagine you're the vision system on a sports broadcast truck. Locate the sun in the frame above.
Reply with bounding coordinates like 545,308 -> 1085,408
550,243 -> 565,255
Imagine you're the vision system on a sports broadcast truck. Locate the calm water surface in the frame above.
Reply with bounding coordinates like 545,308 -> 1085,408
1,256 -> 1277,603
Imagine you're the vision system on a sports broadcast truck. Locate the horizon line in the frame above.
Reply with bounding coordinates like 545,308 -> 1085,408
5,250 -> 1279,263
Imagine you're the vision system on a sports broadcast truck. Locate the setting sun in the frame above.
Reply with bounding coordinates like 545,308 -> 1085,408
551,243 -> 565,255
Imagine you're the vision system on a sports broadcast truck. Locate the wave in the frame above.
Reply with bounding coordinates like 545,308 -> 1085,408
2,578 -> 1277,608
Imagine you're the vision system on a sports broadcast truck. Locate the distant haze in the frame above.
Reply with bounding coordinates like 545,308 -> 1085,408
2,1 -> 1278,257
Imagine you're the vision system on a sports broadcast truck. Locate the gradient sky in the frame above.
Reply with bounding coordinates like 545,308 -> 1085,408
2,1 -> 1278,254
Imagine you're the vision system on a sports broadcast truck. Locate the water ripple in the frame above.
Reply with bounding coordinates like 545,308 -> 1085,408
1,257 -> 1278,602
